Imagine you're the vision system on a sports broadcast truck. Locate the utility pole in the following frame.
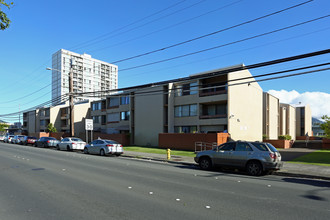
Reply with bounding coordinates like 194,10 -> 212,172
69,59 -> 75,137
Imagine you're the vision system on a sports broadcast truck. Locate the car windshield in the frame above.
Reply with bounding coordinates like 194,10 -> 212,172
265,143 -> 278,152
72,138 -> 83,142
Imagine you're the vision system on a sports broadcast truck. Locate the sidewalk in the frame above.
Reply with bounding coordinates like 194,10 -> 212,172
122,149 -> 330,181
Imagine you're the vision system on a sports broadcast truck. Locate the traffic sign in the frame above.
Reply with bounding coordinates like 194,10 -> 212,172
85,119 -> 93,131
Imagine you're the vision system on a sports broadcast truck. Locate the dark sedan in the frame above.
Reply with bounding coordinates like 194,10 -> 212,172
34,137 -> 59,148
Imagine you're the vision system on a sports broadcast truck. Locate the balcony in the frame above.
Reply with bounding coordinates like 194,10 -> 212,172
199,89 -> 227,97
199,114 -> 227,119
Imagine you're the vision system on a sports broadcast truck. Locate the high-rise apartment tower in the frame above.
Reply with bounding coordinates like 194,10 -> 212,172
51,49 -> 118,104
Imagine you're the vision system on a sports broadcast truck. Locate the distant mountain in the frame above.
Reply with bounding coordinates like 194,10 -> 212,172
312,117 -> 323,124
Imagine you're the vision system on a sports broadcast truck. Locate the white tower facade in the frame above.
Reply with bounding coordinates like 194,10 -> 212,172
51,49 -> 118,104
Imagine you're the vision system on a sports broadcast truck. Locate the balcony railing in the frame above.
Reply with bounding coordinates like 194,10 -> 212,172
199,89 -> 227,97
199,114 -> 227,119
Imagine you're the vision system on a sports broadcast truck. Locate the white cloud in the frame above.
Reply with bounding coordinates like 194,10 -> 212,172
267,90 -> 330,119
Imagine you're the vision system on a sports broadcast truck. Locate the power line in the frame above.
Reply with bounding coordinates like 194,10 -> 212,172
120,14 -> 330,72
69,0 -> 187,51
74,66 -> 330,99
73,49 -> 330,97
71,0 -> 207,51
88,0 -> 244,53
111,0 -> 313,64
119,25 -> 330,81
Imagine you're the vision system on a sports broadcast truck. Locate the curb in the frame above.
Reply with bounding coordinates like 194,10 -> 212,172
122,153 -> 330,181
273,171 -> 330,181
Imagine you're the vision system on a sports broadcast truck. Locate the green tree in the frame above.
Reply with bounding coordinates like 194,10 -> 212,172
0,0 -> 14,30
320,115 -> 330,138
0,122 -> 9,132
47,123 -> 57,133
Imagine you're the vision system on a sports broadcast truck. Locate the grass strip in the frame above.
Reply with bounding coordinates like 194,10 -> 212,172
287,150 -> 330,166
123,146 -> 196,157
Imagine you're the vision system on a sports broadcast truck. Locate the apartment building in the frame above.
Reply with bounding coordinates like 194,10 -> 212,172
23,101 -> 90,137
263,92 -> 279,140
296,104 -> 312,136
279,103 -> 296,140
51,49 -> 118,104
91,65 -> 264,146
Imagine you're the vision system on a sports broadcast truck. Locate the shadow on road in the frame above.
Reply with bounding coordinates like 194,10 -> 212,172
282,177 -> 330,202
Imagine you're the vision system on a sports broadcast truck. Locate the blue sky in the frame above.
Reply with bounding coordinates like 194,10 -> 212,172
1,0 -> 330,122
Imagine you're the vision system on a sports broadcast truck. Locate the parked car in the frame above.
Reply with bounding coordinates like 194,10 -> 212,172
83,139 -> 123,156
34,137 -> 59,148
57,137 -> 86,151
20,136 -> 38,145
11,135 -> 26,144
4,134 -> 15,143
0,135 -> 5,142
194,141 -> 283,176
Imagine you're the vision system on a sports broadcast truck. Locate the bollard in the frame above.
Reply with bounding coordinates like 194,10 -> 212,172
167,148 -> 171,160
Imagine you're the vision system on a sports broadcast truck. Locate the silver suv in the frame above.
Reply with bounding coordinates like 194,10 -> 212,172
194,141 -> 283,176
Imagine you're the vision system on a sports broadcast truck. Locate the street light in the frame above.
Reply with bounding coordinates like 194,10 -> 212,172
46,65 -> 75,137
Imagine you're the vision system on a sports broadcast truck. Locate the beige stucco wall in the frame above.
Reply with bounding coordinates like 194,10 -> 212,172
134,86 -> 165,146
228,69 -> 263,141
304,104 -> 312,136
73,102 -> 91,137
287,105 -> 296,140
279,106 -> 286,136
263,93 -> 279,139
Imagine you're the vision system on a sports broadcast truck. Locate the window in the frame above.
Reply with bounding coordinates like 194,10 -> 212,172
109,97 -> 119,107
175,104 -> 197,117
251,143 -> 268,151
120,96 -> 130,105
107,113 -> 119,122
101,115 -> 106,124
40,120 -> 45,126
93,116 -> 100,123
92,102 -> 101,111
174,126 -> 197,133
219,142 -> 235,151
235,142 -> 253,151
175,81 -> 198,96
121,111 -> 130,121
202,104 -> 226,116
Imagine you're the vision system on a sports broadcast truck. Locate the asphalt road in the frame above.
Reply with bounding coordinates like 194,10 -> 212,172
1,142 -> 330,220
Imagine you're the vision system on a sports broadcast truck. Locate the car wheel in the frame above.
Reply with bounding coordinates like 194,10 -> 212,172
199,157 -> 212,170
246,161 -> 262,176
83,147 -> 89,154
56,145 -> 60,150
67,146 -> 71,151
100,149 -> 105,156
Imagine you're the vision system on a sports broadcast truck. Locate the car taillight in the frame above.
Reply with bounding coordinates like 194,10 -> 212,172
269,152 -> 277,160
106,144 -> 113,147
47,140 -> 50,143
72,142 -> 77,145
119,144 -> 123,148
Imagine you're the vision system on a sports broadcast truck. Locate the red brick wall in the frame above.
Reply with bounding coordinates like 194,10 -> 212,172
323,138 -> 330,149
158,133 -> 229,151
264,139 -> 291,149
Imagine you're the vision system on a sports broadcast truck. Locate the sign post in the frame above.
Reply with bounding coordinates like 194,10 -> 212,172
85,119 -> 93,144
